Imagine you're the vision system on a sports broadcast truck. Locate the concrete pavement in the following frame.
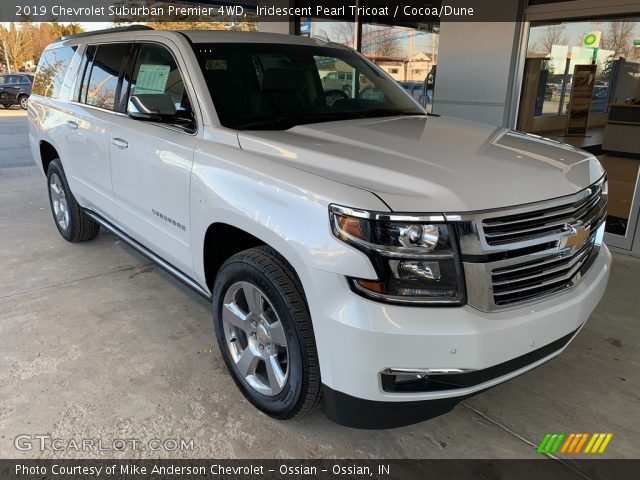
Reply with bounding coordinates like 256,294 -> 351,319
0,113 -> 638,468
0,111 -> 33,168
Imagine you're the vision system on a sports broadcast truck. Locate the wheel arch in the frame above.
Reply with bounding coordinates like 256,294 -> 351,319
202,222 -> 307,296
38,140 -> 60,175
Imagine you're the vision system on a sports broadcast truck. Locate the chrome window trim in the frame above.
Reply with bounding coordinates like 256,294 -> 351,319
71,40 -> 199,137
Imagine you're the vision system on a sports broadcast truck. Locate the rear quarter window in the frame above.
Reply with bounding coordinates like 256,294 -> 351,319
32,46 -> 77,98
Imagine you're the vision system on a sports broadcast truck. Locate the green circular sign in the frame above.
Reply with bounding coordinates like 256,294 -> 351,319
584,33 -> 597,46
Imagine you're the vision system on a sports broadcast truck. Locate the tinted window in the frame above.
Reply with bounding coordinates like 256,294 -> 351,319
193,43 -> 423,130
33,46 -> 77,98
129,43 -> 194,126
84,44 -> 130,110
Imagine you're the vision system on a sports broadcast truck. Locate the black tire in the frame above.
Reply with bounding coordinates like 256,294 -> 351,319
2,104 -> 11,109
212,246 -> 321,419
18,95 -> 28,110
46,159 -> 100,242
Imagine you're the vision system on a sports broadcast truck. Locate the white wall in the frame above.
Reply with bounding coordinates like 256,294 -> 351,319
432,21 -> 522,127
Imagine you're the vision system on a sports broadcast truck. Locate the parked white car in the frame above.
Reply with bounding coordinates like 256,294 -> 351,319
28,27 -> 611,428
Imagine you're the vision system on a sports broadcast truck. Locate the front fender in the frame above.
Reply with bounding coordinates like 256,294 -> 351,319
190,134 -> 388,293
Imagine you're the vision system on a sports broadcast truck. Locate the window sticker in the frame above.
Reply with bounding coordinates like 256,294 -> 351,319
206,59 -> 227,70
134,64 -> 170,94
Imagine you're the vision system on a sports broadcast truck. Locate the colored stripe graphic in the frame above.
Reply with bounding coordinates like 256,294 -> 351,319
537,433 -> 565,454
585,433 -> 614,454
539,433 -> 613,454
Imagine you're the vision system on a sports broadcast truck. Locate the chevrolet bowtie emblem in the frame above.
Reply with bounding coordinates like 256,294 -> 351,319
560,224 -> 589,249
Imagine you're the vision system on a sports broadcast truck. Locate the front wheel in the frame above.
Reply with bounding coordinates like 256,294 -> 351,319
212,246 -> 321,419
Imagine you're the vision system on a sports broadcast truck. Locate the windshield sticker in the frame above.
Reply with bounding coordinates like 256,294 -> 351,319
206,59 -> 228,70
134,64 -> 170,94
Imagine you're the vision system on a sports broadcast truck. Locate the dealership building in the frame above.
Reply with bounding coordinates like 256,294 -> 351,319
250,0 -> 640,255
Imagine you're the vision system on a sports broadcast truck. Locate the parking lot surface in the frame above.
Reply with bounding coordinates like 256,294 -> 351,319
1,112 -> 638,468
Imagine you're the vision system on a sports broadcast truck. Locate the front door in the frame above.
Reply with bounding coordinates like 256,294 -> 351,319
109,41 -> 199,275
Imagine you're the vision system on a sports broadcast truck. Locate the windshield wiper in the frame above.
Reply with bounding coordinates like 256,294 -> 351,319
236,117 -> 299,131
235,109 -> 425,131
353,108 -> 425,118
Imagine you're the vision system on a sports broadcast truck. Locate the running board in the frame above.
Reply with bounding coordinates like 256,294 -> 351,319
84,210 -> 212,301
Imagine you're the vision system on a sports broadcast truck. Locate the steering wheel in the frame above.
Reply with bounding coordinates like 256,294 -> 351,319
324,89 -> 349,106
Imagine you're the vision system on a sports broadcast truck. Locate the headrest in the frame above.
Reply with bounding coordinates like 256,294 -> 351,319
262,68 -> 301,92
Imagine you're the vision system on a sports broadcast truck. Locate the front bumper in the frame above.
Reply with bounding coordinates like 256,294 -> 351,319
302,245 -> 611,428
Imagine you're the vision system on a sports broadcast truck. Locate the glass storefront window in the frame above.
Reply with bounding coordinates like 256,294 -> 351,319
296,19 -> 439,111
526,19 -> 640,117
521,18 -> 640,244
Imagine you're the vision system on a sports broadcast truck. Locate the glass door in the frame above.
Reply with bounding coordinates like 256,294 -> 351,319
601,58 -> 640,251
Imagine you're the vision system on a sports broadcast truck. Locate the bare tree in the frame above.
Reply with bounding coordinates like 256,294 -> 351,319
0,23 -> 33,72
601,20 -> 636,59
327,22 -> 356,47
114,0 -> 257,31
535,25 -> 568,55
362,28 -> 400,58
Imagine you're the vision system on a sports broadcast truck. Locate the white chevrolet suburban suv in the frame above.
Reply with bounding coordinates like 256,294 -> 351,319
28,26 -> 611,428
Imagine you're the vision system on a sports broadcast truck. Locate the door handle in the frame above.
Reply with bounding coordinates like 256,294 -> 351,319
111,138 -> 129,149
66,120 -> 78,130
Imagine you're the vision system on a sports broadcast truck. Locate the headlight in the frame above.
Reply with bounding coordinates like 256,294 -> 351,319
329,205 -> 466,305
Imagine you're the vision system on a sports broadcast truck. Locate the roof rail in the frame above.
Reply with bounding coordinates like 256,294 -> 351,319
57,25 -> 154,42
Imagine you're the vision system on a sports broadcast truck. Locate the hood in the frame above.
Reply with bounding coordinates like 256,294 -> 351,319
237,116 -> 604,212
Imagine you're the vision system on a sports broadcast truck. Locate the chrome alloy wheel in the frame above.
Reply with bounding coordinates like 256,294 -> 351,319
49,172 -> 70,231
222,281 -> 289,396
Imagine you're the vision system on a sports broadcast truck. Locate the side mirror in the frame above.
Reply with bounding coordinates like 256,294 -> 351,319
127,93 -> 193,125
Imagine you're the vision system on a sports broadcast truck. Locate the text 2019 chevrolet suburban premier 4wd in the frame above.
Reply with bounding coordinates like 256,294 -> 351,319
28,27 -> 611,428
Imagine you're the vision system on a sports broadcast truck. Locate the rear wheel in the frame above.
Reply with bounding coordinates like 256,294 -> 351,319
212,246 -> 321,419
46,159 -> 100,242
19,95 -> 28,110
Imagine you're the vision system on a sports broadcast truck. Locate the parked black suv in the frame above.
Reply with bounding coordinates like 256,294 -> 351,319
0,73 -> 33,109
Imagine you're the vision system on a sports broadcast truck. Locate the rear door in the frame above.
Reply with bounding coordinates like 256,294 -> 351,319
64,42 -> 134,221
109,40 -> 199,274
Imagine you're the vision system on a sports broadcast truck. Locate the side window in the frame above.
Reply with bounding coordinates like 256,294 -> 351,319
84,43 -> 131,110
129,43 -> 194,129
32,46 -> 77,98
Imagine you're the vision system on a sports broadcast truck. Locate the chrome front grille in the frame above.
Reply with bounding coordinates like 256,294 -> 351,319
455,176 -> 607,312
491,235 -> 596,306
481,182 -> 605,246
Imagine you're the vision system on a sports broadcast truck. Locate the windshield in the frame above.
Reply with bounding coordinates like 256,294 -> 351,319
192,43 -> 424,130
